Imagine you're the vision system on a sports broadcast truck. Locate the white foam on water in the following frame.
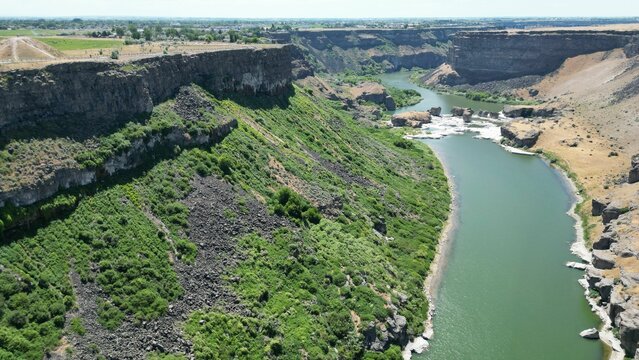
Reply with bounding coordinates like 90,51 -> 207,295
405,115 -> 505,143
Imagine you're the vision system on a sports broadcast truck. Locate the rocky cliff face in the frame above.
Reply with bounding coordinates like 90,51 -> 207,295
269,28 -> 477,73
587,202 -> 639,358
0,45 -> 293,137
449,30 -> 637,83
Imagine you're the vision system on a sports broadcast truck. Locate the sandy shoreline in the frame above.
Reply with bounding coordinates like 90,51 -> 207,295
402,144 -> 459,359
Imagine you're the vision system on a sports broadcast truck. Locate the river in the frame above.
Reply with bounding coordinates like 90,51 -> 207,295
379,72 -> 603,359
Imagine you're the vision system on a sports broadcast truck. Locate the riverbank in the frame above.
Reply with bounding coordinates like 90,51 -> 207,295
544,154 -> 624,358
402,149 -> 458,359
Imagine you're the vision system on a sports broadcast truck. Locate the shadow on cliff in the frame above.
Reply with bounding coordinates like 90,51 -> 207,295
0,113 -> 153,149
0,85 -> 295,149
215,84 -> 294,110
0,130 -> 233,244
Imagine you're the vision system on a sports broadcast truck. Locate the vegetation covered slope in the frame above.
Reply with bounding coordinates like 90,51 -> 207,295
0,81 -> 449,359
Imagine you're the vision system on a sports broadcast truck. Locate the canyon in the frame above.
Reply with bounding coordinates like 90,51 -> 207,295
1,18 -> 639,360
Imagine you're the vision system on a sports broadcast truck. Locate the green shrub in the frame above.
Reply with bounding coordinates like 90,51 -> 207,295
269,188 -> 321,225
69,317 -> 86,336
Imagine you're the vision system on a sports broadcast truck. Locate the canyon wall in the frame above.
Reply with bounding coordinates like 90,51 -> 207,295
449,30 -> 638,83
0,45 -> 293,137
269,27 -> 484,73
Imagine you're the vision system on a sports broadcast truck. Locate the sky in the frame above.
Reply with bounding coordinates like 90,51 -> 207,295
3,0 -> 639,19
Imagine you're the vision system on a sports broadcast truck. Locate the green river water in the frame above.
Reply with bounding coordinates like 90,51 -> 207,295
379,72 -> 603,359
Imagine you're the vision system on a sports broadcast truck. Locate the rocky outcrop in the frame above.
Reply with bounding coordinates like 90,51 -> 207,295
391,112 -> 431,128
0,91 -> 238,209
592,250 -> 616,270
500,125 -> 540,148
624,37 -> 639,58
579,328 -> 600,340
587,206 -> 639,357
364,314 -> 409,351
593,231 -> 618,250
503,105 -> 556,118
429,107 -> 441,117
448,30 -> 636,83
629,154 -> 639,184
477,110 -> 500,119
592,198 -> 611,216
602,201 -> 628,224
350,82 -> 395,110
0,45 -> 293,137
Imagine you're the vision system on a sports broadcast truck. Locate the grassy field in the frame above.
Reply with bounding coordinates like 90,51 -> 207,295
0,29 -> 64,36
37,37 -> 123,51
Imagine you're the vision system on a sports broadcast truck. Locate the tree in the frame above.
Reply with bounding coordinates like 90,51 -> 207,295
114,26 -> 125,38
228,30 -> 239,43
128,24 -> 140,40
143,28 -> 153,41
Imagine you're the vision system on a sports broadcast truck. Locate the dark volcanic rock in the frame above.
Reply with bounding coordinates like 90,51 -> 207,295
593,231 -> 618,250
592,198 -> 610,216
0,46 -> 293,137
385,96 -> 396,111
592,250 -> 616,270
429,107 -> 442,117
391,112 -> 431,128
602,202 -> 626,224
629,154 -> 639,184
449,30 -> 634,83
69,176 -> 291,359
500,125 -> 540,148
503,105 -> 556,118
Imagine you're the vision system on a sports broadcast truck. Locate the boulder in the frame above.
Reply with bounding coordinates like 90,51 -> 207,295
351,82 -> 395,110
629,154 -> 639,184
429,107 -> 442,117
619,308 -> 639,356
630,167 -> 639,184
609,287 -> 628,326
478,111 -> 500,119
462,109 -> 474,123
451,107 -> 464,117
595,278 -> 614,303
362,315 -> 408,351
593,231 -> 618,250
592,250 -> 616,270
586,268 -> 604,289
500,125 -> 541,148
579,328 -> 600,340
391,112 -> 431,128
602,202 -> 626,224
503,105 -> 556,118
384,96 -> 396,111
592,198 -> 610,216
386,315 -> 409,347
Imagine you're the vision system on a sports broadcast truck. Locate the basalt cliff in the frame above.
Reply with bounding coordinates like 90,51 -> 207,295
436,30 -> 638,84
0,46 -> 293,211
0,45 -> 293,138
269,28 -> 484,73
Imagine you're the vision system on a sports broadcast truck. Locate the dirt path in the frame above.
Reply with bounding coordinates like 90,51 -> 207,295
11,37 -> 18,62
19,37 -> 56,59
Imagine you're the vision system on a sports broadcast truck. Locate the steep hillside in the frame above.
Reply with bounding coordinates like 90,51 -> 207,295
0,55 -> 449,358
